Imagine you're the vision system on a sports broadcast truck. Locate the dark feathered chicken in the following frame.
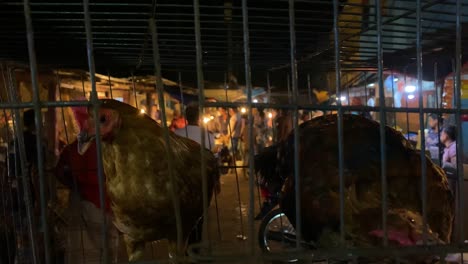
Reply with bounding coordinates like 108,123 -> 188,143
271,114 -> 453,253
77,99 -> 220,261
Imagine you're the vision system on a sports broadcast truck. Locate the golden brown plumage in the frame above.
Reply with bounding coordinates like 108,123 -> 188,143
274,114 -> 454,261
77,99 -> 219,261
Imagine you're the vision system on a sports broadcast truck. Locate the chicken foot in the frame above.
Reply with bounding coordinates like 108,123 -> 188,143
123,234 -> 145,262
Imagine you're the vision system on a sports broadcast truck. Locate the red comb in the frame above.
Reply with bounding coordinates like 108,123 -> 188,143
71,97 -> 89,130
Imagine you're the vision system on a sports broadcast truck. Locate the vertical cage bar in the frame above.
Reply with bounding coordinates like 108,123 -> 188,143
454,0 -> 465,245
131,72 -> 139,109
404,71 -> 411,141
193,0 -> 210,250
346,75 -> 350,107
0,158 -> 12,262
56,72 -> 70,145
82,0 -> 109,262
107,72 -> 113,99
434,63 -> 442,166
416,0 -> 428,244
434,63 -> 439,111
241,0 -> 256,254
149,17 -> 184,254
0,64 -> 19,264
288,0 -> 302,248
178,72 -> 189,138
375,0 -> 388,246
22,0 -> 51,262
287,73 -> 291,104
267,72 -> 271,103
307,73 -> 312,105
224,73 -> 229,102
390,70 -> 396,129
7,68 -> 38,264
333,0 -> 346,245
80,73 -> 86,97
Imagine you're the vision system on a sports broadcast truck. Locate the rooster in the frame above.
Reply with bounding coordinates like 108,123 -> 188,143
76,99 -> 220,261
257,114 -> 454,262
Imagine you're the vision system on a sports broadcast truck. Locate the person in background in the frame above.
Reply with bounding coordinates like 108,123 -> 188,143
440,125 -> 459,243
174,104 -> 215,151
367,90 -> 376,119
274,109 -> 292,143
227,108 -> 242,158
440,125 -> 457,172
254,110 -> 293,219
8,109 -> 44,263
169,109 -> 186,132
216,108 -> 229,137
8,109 -> 49,262
254,109 -> 267,154
426,113 -> 443,148
350,97 -> 372,119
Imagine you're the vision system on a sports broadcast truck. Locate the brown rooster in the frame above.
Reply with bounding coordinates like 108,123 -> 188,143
274,114 -> 454,261
77,99 -> 220,261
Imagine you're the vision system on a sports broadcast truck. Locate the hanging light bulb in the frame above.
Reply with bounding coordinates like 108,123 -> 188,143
405,85 -> 416,93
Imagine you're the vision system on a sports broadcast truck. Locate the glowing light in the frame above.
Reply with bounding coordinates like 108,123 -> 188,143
405,85 -> 416,93
241,107 -> 247,113
203,116 -> 210,124
368,83 -> 375,87
268,112 -> 273,119
340,96 -> 346,101
407,94 -> 415,100
253,99 -> 258,103
394,78 -> 399,82
140,108 -> 146,114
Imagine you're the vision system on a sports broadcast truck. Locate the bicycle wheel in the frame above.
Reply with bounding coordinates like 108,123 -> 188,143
258,208 -> 297,256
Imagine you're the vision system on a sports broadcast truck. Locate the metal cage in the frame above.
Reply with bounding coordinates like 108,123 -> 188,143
0,0 -> 467,263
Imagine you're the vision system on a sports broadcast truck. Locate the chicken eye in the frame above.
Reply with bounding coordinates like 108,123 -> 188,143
100,115 -> 107,124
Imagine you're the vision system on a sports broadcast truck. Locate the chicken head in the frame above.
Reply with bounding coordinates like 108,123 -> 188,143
77,107 -> 122,155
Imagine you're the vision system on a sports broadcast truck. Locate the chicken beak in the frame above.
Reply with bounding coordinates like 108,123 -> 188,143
77,131 -> 95,155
